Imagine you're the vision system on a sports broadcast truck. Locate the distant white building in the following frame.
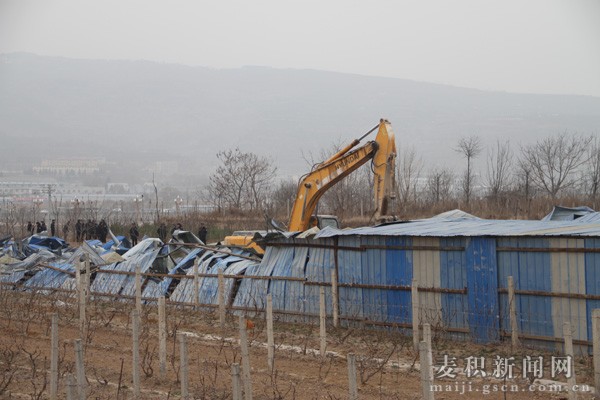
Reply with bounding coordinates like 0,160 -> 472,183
33,158 -> 106,175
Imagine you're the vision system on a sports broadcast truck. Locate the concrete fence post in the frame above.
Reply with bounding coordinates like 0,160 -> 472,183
193,260 -> 200,309
412,279 -> 420,351
180,334 -> 189,400
562,322 -> 577,400
423,322 -> 433,377
331,268 -> 339,328
74,339 -> 86,400
135,265 -> 142,316
592,309 -> 600,397
238,315 -> 253,400
266,293 -> 275,372
132,309 -> 140,399
231,363 -> 242,400
218,269 -> 226,328
78,260 -> 87,341
319,286 -> 327,357
347,353 -> 358,400
50,313 -> 59,400
158,296 -> 167,379
419,341 -> 434,400
65,373 -> 76,400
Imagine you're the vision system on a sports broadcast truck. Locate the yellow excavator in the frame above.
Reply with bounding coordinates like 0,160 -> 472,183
223,118 -> 397,254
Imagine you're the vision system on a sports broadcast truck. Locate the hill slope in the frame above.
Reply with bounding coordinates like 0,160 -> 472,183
1,53 -> 599,177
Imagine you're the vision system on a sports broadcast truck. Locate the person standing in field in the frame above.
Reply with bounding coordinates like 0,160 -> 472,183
129,222 -> 140,247
157,222 -> 168,242
197,224 -> 207,244
98,219 -> 108,243
63,220 -> 71,240
75,220 -> 83,242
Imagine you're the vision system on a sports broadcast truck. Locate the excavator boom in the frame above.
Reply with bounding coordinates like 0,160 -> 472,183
223,119 -> 397,253
288,119 -> 397,231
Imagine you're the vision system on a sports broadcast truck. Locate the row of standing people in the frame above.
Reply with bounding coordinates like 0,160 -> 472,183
72,219 -> 109,242
26,220 -> 49,235
129,222 -> 208,247
26,219 -> 108,242
27,218 -> 207,246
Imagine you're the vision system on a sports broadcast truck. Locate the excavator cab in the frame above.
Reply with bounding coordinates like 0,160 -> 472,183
311,215 -> 340,229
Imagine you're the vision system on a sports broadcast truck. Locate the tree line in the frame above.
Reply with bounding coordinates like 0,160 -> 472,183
206,131 -> 600,225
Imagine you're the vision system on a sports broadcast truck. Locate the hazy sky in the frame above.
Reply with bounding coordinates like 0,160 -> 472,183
1,0 -> 599,97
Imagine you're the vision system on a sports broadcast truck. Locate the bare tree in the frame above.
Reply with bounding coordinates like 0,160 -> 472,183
584,137 -> 600,203
244,153 -> 277,211
520,132 -> 592,198
455,136 -> 482,205
485,140 -> 512,198
397,146 -> 423,207
270,179 -> 298,220
426,167 -> 454,205
207,148 -> 276,211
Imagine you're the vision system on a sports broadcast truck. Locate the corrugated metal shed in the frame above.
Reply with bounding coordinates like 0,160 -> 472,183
247,210 -> 600,349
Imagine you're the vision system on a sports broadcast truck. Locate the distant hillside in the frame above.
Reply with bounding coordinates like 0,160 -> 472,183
1,52 -> 599,177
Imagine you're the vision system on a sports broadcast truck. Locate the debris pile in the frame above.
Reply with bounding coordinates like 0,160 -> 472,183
0,230 -> 260,305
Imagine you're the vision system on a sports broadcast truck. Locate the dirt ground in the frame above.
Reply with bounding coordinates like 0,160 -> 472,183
0,290 -> 596,399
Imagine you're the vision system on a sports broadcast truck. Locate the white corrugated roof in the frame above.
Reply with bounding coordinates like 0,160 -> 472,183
315,210 -> 600,238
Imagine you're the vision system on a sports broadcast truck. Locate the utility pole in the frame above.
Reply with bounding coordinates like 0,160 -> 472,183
47,184 -> 54,229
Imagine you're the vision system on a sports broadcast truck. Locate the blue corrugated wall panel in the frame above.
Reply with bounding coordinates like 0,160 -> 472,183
466,237 -> 499,342
337,236 -> 364,321
304,238 -> 334,317
234,243 -> 293,310
440,238 -> 468,331
198,259 -> 253,306
264,247 -> 289,311
385,236 -> 412,324
585,238 -> 600,347
170,252 -> 226,303
283,243 -> 309,320
361,236 -> 387,322
497,238 -> 553,342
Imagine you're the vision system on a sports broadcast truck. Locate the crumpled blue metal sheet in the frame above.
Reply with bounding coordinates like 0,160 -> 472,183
541,206 -> 595,221
28,236 -> 69,250
80,241 -> 108,267
89,239 -> 163,297
233,241 -> 293,311
90,262 -> 129,296
122,238 -> 162,260
197,258 -> 256,306
169,251 -> 228,303
2,251 -> 57,273
0,269 -> 28,284
24,263 -> 75,289
120,248 -> 161,298
141,248 -> 205,299
90,249 -> 159,298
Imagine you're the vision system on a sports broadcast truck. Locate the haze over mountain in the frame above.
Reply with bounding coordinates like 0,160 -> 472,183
1,53 -> 599,180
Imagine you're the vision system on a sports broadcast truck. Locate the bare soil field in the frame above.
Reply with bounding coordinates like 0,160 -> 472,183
0,290 -> 595,399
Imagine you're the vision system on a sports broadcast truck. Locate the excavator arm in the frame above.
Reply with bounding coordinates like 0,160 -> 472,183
288,119 -> 397,231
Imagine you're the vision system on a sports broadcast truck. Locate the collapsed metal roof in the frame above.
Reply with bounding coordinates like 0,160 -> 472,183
0,230 -> 260,304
